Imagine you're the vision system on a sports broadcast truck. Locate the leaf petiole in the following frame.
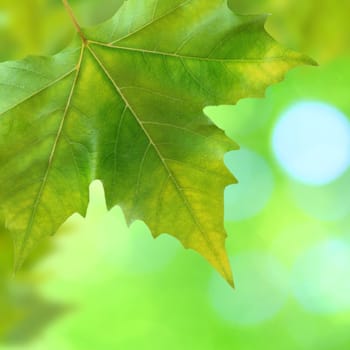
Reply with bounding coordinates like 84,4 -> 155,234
62,0 -> 87,44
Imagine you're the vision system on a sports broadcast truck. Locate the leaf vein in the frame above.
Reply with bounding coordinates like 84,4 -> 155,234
109,0 -> 192,45
17,45 -> 85,258
87,44 -> 224,270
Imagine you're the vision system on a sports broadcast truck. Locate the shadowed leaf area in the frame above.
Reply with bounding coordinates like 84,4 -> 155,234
0,0 -> 314,285
0,227 -> 67,344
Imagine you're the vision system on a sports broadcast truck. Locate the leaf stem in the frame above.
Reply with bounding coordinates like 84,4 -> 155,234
62,0 -> 87,44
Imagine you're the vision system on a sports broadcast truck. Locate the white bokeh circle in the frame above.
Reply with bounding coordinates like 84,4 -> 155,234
272,101 -> 350,185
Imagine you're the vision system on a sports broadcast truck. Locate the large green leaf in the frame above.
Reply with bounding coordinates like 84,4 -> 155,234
0,0 -> 314,285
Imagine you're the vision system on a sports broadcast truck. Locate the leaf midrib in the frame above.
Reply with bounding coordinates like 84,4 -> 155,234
87,44 -> 229,279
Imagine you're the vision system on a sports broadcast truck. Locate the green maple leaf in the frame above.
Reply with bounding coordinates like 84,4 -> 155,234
0,0 -> 314,286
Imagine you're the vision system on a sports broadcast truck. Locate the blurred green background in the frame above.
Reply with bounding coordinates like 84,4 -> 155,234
1,0 -> 350,349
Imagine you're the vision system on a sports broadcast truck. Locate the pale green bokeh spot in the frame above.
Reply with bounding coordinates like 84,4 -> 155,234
209,252 -> 290,326
292,239 -> 350,314
224,149 -> 274,221
0,11 -> 10,28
